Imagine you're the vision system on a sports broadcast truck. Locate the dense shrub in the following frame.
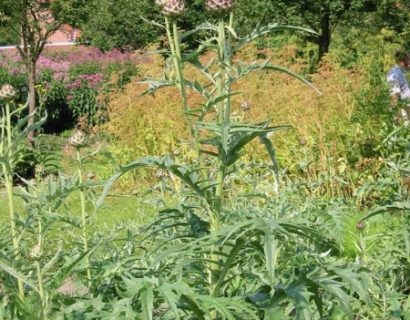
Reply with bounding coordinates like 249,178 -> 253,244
0,47 -> 139,133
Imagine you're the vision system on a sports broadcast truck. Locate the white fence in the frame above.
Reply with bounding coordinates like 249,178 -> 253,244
0,42 -> 76,51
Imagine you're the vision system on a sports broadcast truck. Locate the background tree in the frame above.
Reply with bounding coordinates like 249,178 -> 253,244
80,0 -> 160,51
0,24 -> 19,46
235,0 -> 378,62
80,0 -> 382,62
0,0 -> 88,142
80,0 -> 208,51
371,0 -> 410,50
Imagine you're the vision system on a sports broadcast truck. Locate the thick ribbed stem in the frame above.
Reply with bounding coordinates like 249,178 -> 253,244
36,216 -> 47,317
208,19 -> 227,311
224,12 -> 234,123
35,260 -> 47,320
165,18 -> 191,126
213,18 -> 227,233
35,216 -> 48,317
172,22 -> 189,119
166,18 -> 206,173
77,149 -> 91,285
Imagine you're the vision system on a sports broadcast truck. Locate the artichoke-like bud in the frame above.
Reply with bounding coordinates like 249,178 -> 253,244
240,100 -> 250,111
69,130 -> 87,149
356,222 -> 365,231
206,0 -> 235,12
163,0 -> 185,15
30,244 -> 41,260
0,84 -> 17,101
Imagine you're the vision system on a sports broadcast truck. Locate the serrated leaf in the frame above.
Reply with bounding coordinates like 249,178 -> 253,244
0,255 -> 40,294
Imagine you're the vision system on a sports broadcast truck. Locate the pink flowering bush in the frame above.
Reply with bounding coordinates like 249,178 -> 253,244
0,46 -> 140,132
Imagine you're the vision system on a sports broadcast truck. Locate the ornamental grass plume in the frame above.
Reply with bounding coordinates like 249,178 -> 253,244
0,84 -> 16,101
206,0 -> 235,11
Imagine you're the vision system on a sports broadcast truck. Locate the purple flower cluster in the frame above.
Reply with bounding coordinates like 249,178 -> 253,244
37,56 -> 70,82
65,73 -> 104,91
0,51 -> 25,75
45,47 -> 134,68
0,46 -> 138,91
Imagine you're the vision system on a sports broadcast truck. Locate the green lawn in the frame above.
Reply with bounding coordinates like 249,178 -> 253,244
0,189 -> 157,230
0,133 -> 159,229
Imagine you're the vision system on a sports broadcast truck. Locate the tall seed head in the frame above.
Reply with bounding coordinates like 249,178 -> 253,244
206,0 -> 235,12
162,0 -> 185,16
0,84 -> 17,101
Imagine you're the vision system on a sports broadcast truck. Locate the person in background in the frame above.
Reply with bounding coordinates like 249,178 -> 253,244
387,50 -> 410,126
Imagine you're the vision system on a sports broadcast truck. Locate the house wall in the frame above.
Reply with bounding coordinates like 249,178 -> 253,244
0,25 -> 80,52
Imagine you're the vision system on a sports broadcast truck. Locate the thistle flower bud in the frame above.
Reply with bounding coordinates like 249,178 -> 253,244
356,222 -> 365,231
240,100 -> 250,111
30,244 -> 41,259
69,130 -> 87,148
163,0 -> 185,16
155,169 -> 167,180
0,84 -> 17,101
87,172 -> 96,180
206,0 -> 235,12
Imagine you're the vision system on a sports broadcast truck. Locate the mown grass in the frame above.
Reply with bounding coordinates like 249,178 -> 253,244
0,191 -> 156,228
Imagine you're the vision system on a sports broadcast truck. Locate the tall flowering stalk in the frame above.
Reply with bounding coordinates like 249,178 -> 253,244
0,85 -> 25,300
69,130 -> 92,285
153,0 -> 239,308
208,8 -> 237,306
156,0 -> 206,171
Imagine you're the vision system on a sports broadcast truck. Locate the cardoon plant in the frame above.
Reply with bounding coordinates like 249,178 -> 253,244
0,86 -> 47,305
0,85 -> 25,300
99,1 -> 372,319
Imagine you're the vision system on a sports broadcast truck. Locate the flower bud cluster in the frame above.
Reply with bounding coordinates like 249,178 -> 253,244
155,0 -> 235,15
156,0 -> 185,16
206,0 -> 235,12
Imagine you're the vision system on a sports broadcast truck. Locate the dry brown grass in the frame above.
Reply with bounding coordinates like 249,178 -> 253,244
103,44 -> 363,178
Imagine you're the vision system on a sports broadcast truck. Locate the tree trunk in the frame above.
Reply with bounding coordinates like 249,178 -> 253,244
318,11 -> 331,63
27,61 -> 36,145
